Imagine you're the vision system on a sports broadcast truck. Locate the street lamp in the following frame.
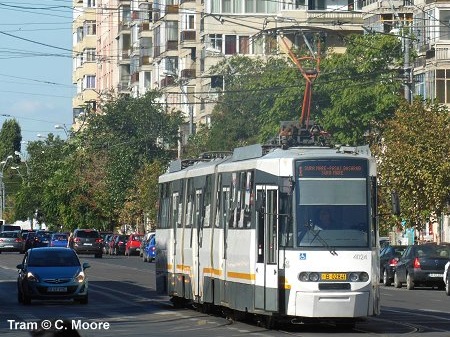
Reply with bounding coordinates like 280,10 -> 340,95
14,151 -> 30,176
55,124 -> 70,137
10,166 -> 25,182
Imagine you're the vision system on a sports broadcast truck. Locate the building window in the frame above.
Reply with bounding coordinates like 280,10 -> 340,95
239,36 -> 249,54
414,73 -> 425,98
76,27 -> 83,43
224,35 -> 236,55
439,10 -> 450,40
84,20 -> 96,36
85,0 -> 96,7
83,75 -> 96,90
436,69 -> 450,104
209,34 -> 223,51
83,48 -> 96,63
166,21 -> 178,41
183,13 -> 195,30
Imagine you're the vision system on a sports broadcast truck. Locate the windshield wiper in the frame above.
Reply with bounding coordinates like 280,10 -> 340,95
302,221 -> 338,256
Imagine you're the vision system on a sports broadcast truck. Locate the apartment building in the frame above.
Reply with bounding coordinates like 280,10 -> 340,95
72,0 -> 396,148
72,0 -> 98,128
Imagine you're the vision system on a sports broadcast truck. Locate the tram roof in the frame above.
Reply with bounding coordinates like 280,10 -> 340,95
159,144 -> 374,183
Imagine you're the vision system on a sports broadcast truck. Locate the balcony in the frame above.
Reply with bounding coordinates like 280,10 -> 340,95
181,31 -> 196,42
160,75 -> 175,87
166,5 -> 179,14
117,81 -> 130,92
181,69 -> 195,79
140,56 -> 152,65
166,40 -> 178,51
435,44 -> 450,60
131,72 -> 139,84
139,22 -> 150,32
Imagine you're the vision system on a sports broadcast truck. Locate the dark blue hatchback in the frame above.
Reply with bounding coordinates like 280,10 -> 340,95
16,247 -> 90,304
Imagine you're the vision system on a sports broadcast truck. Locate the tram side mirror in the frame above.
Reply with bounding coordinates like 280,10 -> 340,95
391,191 -> 401,216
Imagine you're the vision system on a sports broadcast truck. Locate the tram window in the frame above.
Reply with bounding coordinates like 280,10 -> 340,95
171,193 -> 180,228
267,189 -> 277,264
204,175 -> 212,227
279,192 -> 293,247
215,175 -> 222,228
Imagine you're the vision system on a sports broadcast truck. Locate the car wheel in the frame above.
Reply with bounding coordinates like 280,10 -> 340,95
18,288 -> 23,303
393,272 -> 402,288
114,248 -> 118,255
143,254 -> 147,262
95,253 -> 102,258
125,249 -> 129,256
77,294 -> 88,305
446,276 -> 450,296
21,292 -> 31,305
406,273 -> 415,290
383,269 -> 391,286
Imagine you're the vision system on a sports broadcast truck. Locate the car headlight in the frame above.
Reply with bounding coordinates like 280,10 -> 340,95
27,272 -> 38,282
75,271 -> 85,283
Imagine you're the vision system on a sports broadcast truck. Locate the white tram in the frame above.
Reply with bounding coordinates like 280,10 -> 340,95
155,144 -> 380,326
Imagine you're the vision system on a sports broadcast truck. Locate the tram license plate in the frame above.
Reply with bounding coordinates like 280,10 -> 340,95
321,273 -> 347,281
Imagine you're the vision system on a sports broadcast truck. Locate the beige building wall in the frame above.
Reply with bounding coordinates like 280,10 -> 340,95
72,0 -> 98,128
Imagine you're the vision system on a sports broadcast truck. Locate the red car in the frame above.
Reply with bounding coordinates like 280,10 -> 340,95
125,234 -> 144,256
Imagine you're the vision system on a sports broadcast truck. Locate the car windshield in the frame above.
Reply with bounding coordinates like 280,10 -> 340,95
76,231 -> 99,238
53,234 -> 68,241
0,231 -> 19,238
416,245 -> 450,258
28,250 -> 80,267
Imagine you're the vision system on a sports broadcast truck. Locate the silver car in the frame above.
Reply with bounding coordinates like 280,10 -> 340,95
0,231 -> 23,253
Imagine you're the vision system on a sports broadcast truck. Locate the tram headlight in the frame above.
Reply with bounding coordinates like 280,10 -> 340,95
298,272 -> 320,282
349,272 -> 369,282
359,272 -> 369,282
299,272 -> 309,282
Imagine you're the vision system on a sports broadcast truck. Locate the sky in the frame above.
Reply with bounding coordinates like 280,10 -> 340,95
0,0 -> 74,149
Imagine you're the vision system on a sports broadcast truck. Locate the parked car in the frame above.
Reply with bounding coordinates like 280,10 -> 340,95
125,234 -> 144,256
68,229 -> 103,258
33,231 -> 54,248
0,231 -> 23,253
380,245 -> 407,286
110,234 -> 129,255
23,231 -> 37,252
49,233 -> 69,247
139,232 -> 155,257
394,244 -> 450,290
107,234 -> 118,255
19,231 -> 34,253
102,234 -> 114,255
142,236 -> 156,262
16,247 -> 90,304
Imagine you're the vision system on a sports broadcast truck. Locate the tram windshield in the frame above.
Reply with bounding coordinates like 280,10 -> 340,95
295,159 -> 369,248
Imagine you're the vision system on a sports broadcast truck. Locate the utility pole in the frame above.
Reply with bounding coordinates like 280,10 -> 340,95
403,31 -> 412,103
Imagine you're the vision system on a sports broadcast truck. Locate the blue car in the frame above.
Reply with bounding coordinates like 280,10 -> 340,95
142,236 -> 156,262
49,233 -> 69,247
16,247 -> 90,304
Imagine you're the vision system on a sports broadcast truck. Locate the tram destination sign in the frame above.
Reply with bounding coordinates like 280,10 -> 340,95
297,159 -> 367,178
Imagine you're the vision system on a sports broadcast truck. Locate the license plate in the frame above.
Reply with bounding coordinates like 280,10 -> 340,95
321,273 -> 347,281
83,243 -> 92,246
47,287 -> 67,292
429,273 -> 443,278
4,245 -> 14,248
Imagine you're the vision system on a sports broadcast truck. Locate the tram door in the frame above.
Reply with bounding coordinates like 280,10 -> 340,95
255,185 -> 279,312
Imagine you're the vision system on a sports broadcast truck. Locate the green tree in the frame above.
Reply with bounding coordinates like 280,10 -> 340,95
0,119 -> 21,163
317,34 -> 404,145
374,99 -> 450,233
